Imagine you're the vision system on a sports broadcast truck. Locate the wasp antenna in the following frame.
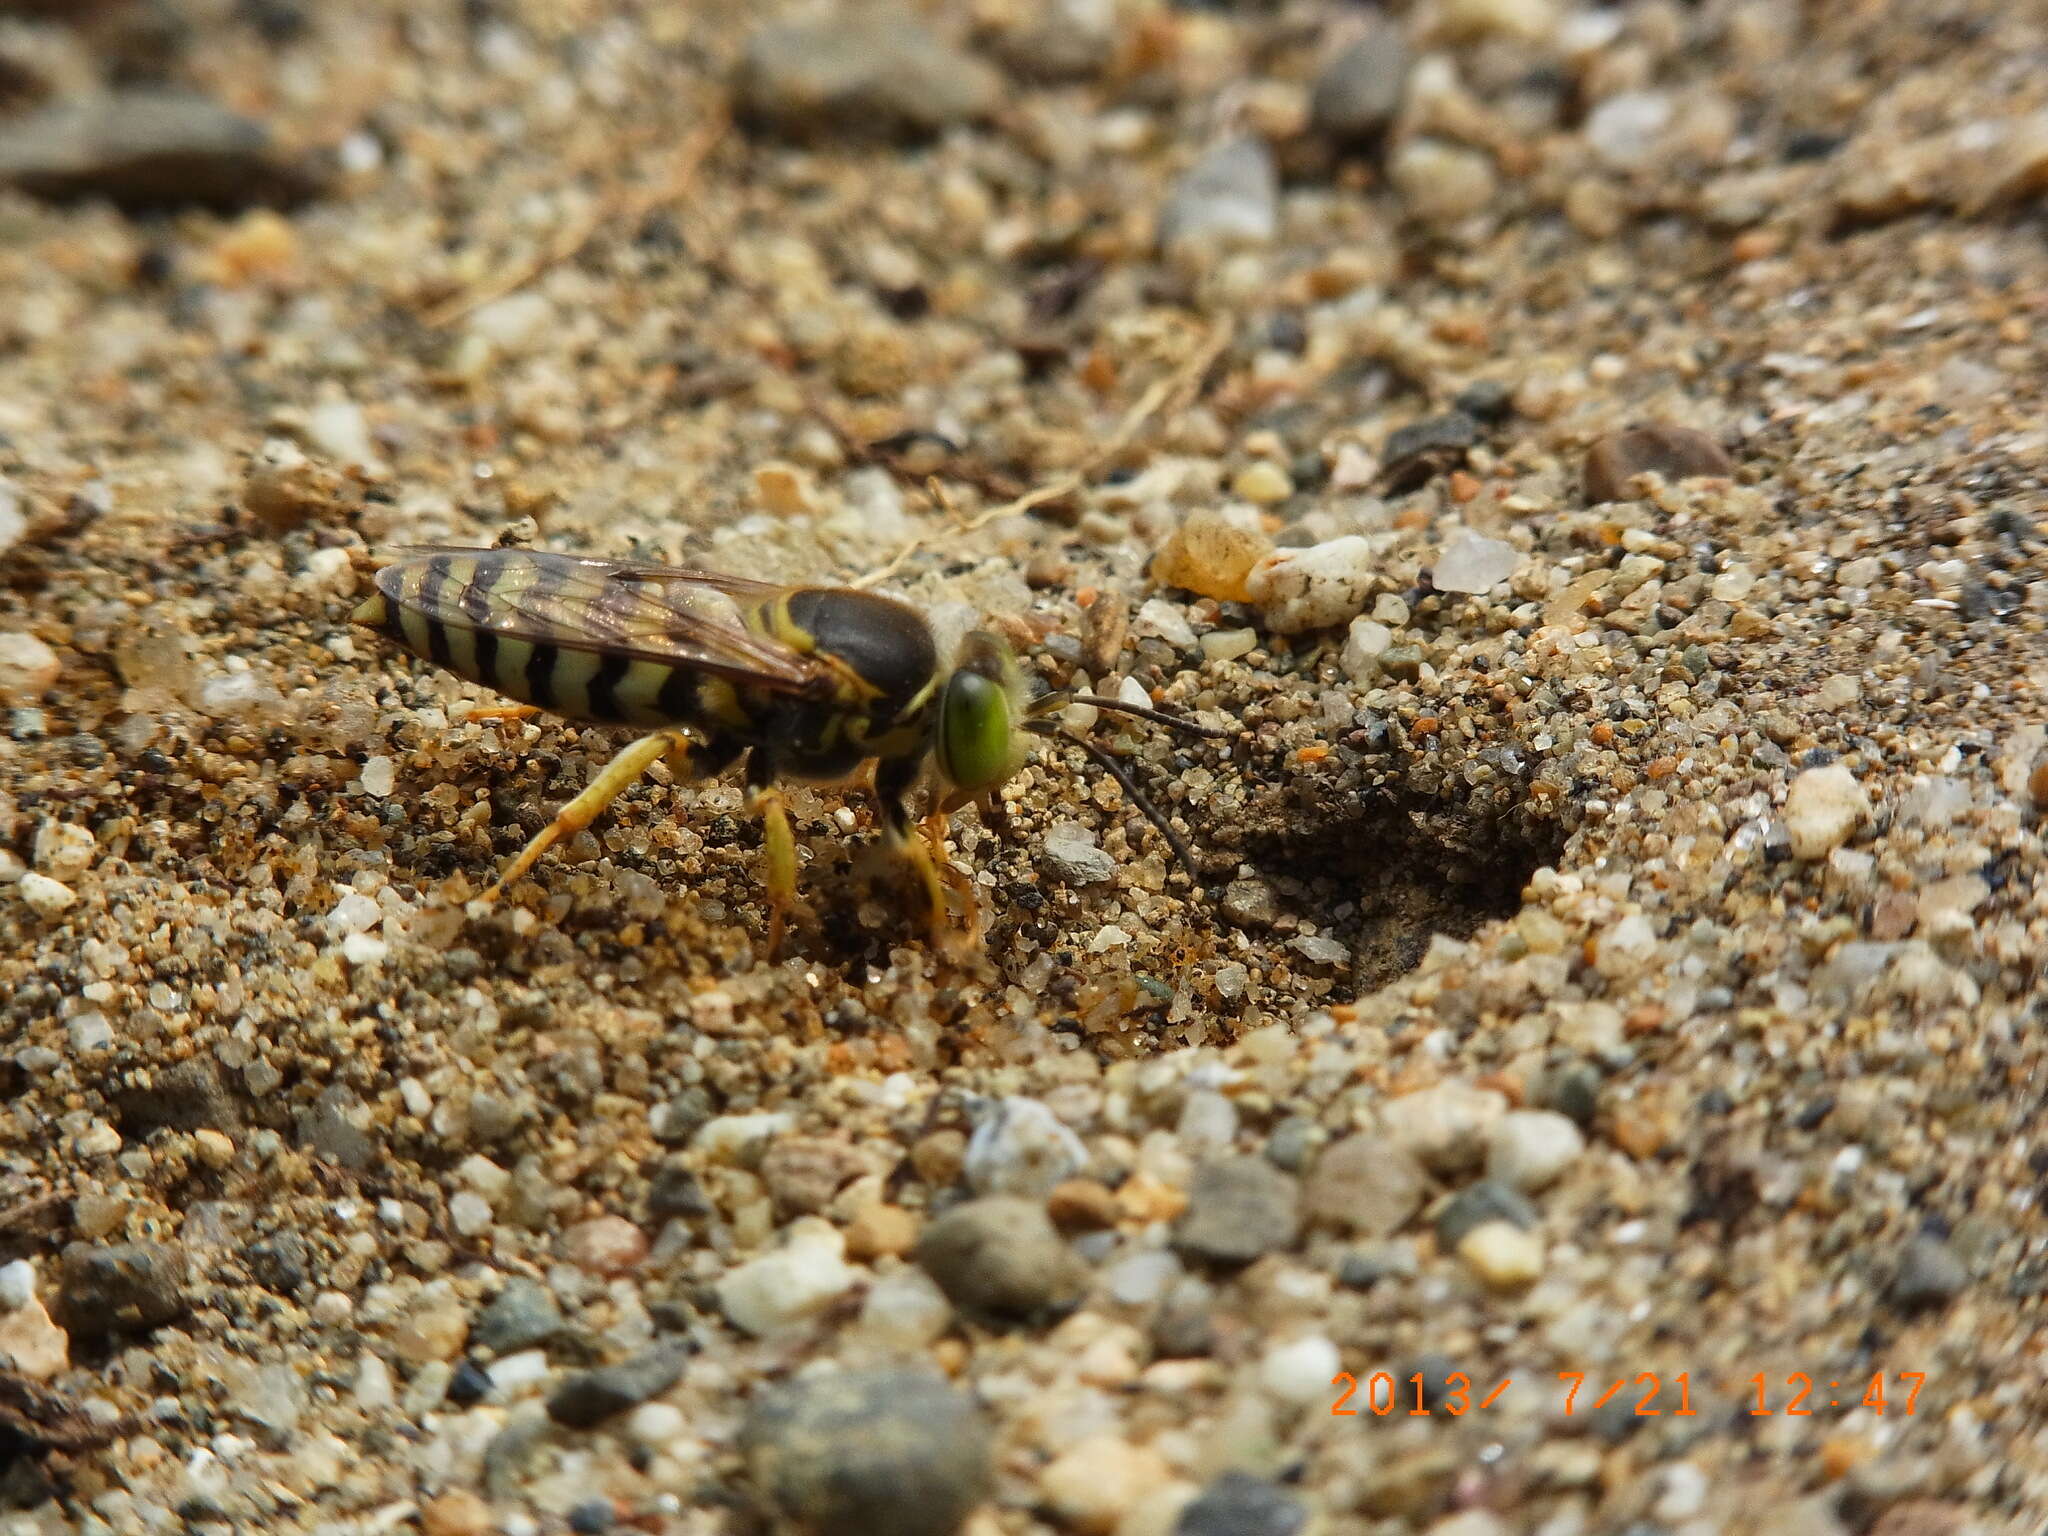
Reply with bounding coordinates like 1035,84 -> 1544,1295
1070,695 -> 1231,740
1050,727 -> 1207,889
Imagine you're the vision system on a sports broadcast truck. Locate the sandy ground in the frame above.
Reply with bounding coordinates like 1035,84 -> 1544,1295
2,1 -> 2048,1532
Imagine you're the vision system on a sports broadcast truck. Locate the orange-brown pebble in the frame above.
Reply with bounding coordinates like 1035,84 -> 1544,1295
2028,750 -> 2048,808
1047,1178 -> 1122,1232
1731,229 -> 1784,264
1295,744 -> 1330,764
1412,717 -> 1441,738
563,1214 -> 649,1276
1646,755 -> 1677,781
1447,470 -> 1481,503
421,1489 -> 491,1536
1819,1437 -> 1866,1481
1114,1171 -> 1189,1225
845,1202 -> 920,1261
1608,1107 -> 1669,1160
207,208 -> 300,286
1149,507 -> 1274,604
1624,1004 -> 1666,1038
1590,722 -> 1615,746
1583,423 -> 1735,504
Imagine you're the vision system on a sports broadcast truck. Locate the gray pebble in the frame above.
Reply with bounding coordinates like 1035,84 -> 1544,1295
1309,19 -> 1410,146
1173,1157 -> 1301,1266
1040,827 -> 1117,886
736,18 -> 1000,143
111,1058 -> 240,1134
915,1196 -> 1090,1325
1159,138 -> 1279,257
1263,1114 -> 1321,1173
649,1087 -> 714,1145
297,1097 -> 375,1171
1889,1235 -> 1969,1311
474,1277 -> 565,1356
1220,877 -> 1281,929
645,1159 -> 712,1220
545,1341 -> 688,1428
1434,1181 -> 1540,1249
743,1368 -> 992,1536
0,87 -> 322,212
52,1240 -> 187,1334
1303,1134 -> 1429,1238
1175,1470 -> 1308,1536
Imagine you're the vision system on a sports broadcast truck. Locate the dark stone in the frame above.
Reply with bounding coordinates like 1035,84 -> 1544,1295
52,1240 -> 188,1334
112,1059 -> 240,1134
296,1098 -> 375,1170
743,1369 -> 992,1536
645,1159 -> 712,1220
546,1342 -> 688,1429
1174,1157 -> 1301,1267
915,1196 -> 1090,1326
244,1232 -> 309,1295
1434,1180 -> 1540,1249
0,87 -> 324,212
1582,424 -> 1734,504
1382,411 -> 1481,492
1309,17 -> 1410,147
1175,1470 -> 1309,1536
566,1498 -> 614,1534
446,1359 -> 493,1407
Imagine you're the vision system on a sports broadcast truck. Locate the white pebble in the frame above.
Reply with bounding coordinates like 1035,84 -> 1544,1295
0,1260 -> 34,1310
1784,762 -> 1871,860
33,821 -> 95,880
303,399 -> 378,469
1586,90 -> 1674,171
1260,1334 -> 1341,1404
1246,536 -> 1377,633
1458,1220 -> 1544,1291
627,1401 -> 688,1449
354,1355 -> 395,1411
449,1192 -> 494,1236
18,872 -> 75,916
359,756 -> 396,798
964,1096 -> 1087,1198
487,1349 -> 551,1396
1592,912 -> 1657,979
1432,535 -> 1518,595
0,479 -> 22,558
196,670 -> 285,723
1340,617 -> 1393,680
855,1268 -> 952,1351
1199,628 -> 1258,661
1485,1111 -> 1585,1192
0,631 -> 59,703
328,892 -> 383,935
1379,1080 -> 1506,1176
716,1220 -> 858,1337
1135,599 -> 1197,649
67,1013 -> 113,1053
0,850 -> 23,884
465,292 -> 558,356
340,932 -> 389,966
1389,138 -> 1499,226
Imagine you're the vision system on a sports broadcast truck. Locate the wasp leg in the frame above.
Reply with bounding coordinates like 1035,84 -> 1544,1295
747,779 -> 797,958
478,730 -> 687,902
875,756 -> 971,949
465,704 -> 543,724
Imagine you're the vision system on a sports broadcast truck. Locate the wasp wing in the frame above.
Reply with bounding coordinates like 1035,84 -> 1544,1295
372,547 -> 834,697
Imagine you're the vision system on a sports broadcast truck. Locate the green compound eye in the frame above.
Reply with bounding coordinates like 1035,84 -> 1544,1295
938,669 -> 1014,792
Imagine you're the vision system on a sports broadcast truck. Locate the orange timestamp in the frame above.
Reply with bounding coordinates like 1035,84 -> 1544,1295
1330,1370 -> 1929,1418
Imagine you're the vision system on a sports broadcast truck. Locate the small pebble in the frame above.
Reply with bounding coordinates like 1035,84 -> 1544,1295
1176,1471 -> 1308,1536
1889,1236 -> 1968,1312
1389,139 -> 1498,226
1378,1081 -> 1507,1176
1258,1334 -> 1340,1405
1303,1135 -> 1429,1238
1159,138 -> 1280,258
1457,1220 -> 1544,1291
915,1196 -> 1090,1325
1173,1157 -> 1301,1266
546,1341 -> 687,1428
18,871 -> 76,916
564,1214 -> 648,1276
0,631 -> 59,704
718,1219 -> 860,1337
1582,424 -> 1734,503
1152,507 -> 1274,604
1231,461 -> 1293,506
51,1241 -> 187,1334
1484,1111 -> 1585,1192
1041,824 -> 1117,886
1785,763 -> 1872,860
744,1369 -> 992,1536
1246,536 -> 1378,634
1310,18 -> 1411,145
1040,1434 -> 1173,1536
1432,535 -> 1518,595
475,1279 -> 564,1356
963,1096 -> 1087,1198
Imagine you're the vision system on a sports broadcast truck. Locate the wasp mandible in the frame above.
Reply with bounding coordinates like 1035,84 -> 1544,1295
351,546 -> 1226,950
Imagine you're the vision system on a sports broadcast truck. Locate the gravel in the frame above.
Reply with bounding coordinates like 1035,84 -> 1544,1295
5,0 -> 2045,1527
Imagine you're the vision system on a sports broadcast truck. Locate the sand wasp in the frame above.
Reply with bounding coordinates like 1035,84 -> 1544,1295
351,546 -> 1227,950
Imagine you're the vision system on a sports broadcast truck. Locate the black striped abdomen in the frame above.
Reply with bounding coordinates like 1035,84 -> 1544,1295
356,551 -> 703,728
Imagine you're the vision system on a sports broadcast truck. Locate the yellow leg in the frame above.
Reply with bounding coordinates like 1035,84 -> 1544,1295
906,812 -> 980,949
477,731 -> 685,902
466,703 -> 542,723
751,785 -> 796,957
